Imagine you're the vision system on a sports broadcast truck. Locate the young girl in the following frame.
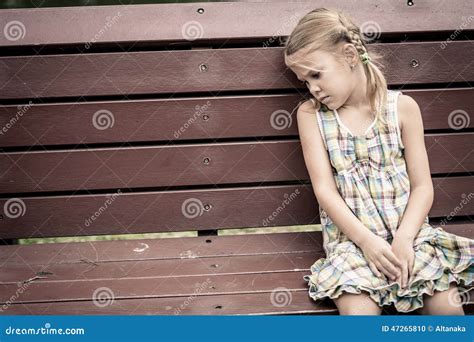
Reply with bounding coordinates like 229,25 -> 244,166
283,8 -> 473,315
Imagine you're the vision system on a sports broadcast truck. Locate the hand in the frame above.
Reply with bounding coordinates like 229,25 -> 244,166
359,233 -> 402,281
391,234 -> 415,289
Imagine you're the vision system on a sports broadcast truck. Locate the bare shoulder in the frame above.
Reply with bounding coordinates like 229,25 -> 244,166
296,100 -> 321,141
397,94 -> 422,132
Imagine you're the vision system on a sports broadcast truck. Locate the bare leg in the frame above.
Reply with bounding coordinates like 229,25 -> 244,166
333,292 -> 382,315
418,284 -> 465,315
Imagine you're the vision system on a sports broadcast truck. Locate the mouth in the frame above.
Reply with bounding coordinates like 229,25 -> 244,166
319,96 -> 330,104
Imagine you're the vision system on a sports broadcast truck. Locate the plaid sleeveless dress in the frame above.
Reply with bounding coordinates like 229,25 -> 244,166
304,89 -> 473,312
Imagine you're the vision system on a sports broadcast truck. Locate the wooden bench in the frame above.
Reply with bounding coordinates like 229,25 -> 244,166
0,1 -> 472,315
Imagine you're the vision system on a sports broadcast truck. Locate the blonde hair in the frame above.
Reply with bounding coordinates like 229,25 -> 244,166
283,8 -> 388,125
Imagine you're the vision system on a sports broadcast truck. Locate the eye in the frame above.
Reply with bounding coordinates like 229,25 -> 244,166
310,72 -> 320,79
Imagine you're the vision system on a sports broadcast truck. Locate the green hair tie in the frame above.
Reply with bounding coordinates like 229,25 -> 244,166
360,52 -> 371,64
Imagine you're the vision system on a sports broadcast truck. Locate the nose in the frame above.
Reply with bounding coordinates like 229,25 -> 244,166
306,80 -> 321,93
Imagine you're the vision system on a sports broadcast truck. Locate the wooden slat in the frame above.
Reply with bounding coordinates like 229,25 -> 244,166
1,291 -> 471,315
0,177 -> 472,239
0,231 -> 323,265
0,88 -> 472,148
0,290 -> 337,315
0,185 -> 319,239
1,42 -> 473,100
0,271 -> 312,303
0,134 -> 472,194
0,0 -> 472,47
0,251 -> 319,283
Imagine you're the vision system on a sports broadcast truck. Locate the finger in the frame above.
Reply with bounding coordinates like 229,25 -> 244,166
369,261 -> 382,277
380,256 -> 401,279
401,262 -> 408,288
376,261 -> 397,280
383,249 -> 403,268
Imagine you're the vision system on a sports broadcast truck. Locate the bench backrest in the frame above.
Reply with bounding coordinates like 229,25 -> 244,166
0,1 -> 473,240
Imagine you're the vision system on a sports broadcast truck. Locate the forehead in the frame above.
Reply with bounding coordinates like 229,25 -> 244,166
285,47 -> 334,78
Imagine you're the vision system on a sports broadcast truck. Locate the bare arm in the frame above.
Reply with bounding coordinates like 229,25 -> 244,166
296,101 -> 377,246
395,94 -> 434,241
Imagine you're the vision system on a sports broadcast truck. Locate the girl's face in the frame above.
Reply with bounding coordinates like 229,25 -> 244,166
285,44 -> 359,110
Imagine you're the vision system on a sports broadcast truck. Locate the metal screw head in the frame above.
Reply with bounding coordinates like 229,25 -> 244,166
203,157 -> 211,165
204,203 -> 212,211
410,59 -> 419,68
202,114 -> 209,121
197,8 -> 204,14
199,64 -> 208,72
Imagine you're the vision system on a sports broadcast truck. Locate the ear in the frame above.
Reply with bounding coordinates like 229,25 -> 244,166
342,43 -> 358,66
